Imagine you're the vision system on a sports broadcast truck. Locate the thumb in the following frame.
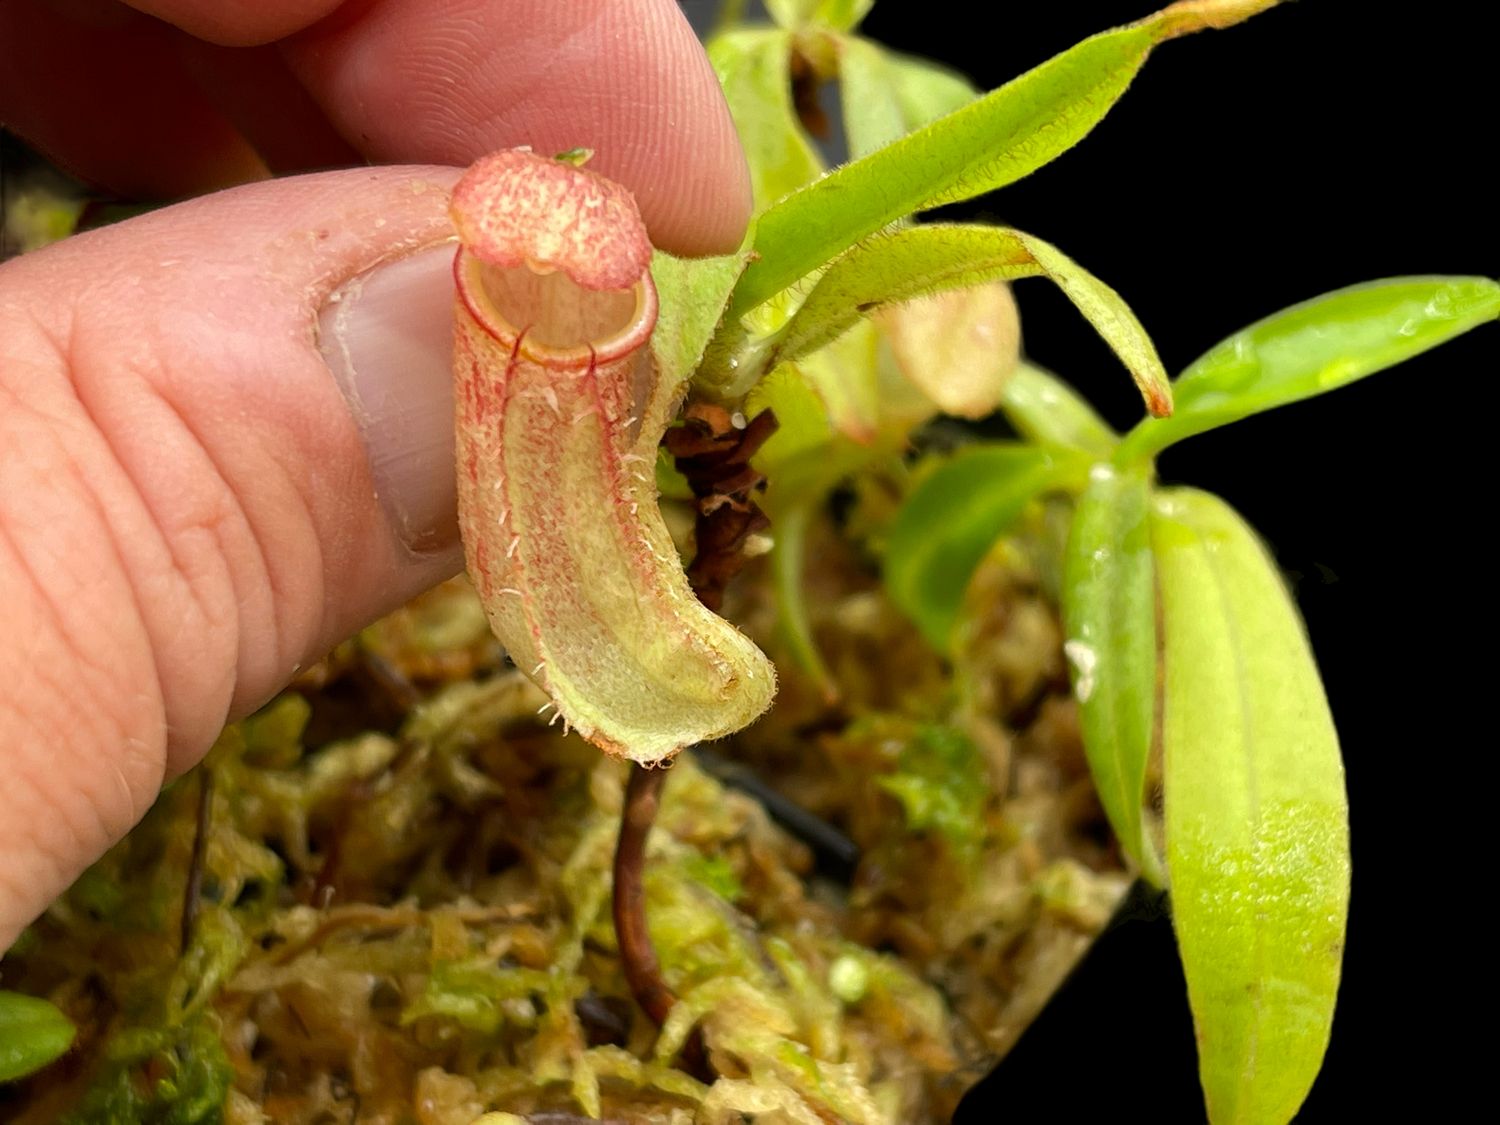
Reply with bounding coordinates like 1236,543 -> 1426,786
0,167 -> 466,947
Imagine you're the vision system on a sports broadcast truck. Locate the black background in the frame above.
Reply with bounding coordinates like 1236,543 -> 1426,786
843,2 -> 1492,1121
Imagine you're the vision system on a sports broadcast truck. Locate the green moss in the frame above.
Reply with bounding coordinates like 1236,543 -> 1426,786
61,1017 -> 232,1125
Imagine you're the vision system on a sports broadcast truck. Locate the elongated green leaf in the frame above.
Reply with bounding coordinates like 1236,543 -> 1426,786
767,0 -> 873,31
837,33 -> 908,159
834,30 -> 982,161
766,224 -> 1171,416
763,440 -> 885,693
0,990 -> 75,1081
794,318 -> 882,441
1001,362 -> 1118,456
817,0 -> 874,31
885,50 -> 979,127
708,29 -> 824,211
838,37 -> 980,168
765,0 -> 814,27
725,0 -> 1277,318
1061,466 -> 1163,884
1151,488 -> 1349,1125
886,445 -> 1091,651
773,501 -> 838,700
1118,275 -> 1500,463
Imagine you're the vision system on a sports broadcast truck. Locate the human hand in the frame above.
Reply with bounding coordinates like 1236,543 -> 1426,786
0,0 -> 750,949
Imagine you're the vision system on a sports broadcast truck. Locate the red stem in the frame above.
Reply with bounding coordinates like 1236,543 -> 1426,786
612,765 -> 675,1026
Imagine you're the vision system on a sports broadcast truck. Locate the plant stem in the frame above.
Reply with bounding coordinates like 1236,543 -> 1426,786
181,766 -> 213,951
612,764 -> 674,1026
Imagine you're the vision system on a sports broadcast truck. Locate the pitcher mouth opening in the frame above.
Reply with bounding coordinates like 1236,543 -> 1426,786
457,254 -> 656,367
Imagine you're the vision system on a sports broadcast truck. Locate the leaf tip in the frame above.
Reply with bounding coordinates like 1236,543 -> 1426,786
1149,0 -> 1282,42
1146,382 -> 1175,418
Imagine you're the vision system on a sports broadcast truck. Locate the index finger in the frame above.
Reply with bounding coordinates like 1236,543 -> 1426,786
281,0 -> 751,255
2,0 -> 751,256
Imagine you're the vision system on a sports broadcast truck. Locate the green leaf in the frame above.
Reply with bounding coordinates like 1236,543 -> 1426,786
761,438 -> 882,696
886,444 -> 1091,651
746,362 -> 835,472
650,250 -> 751,384
792,318 -> 883,441
836,34 -> 908,160
1117,275 -> 1500,463
1000,362 -> 1118,456
1060,466 -> 1162,884
708,29 -> 824,211
1150,488 -> 1349,1125
765,224 -> 1172,417
766,0 -> 874,31
772,499 -> 838,701
651,248 -> 751,410
765,0 -> 815,28
817,0 -> 874,31
724,0 -> 1277,319
884,49 -> 979,127
837,36 -> 980,164
0,991 -> 76,1082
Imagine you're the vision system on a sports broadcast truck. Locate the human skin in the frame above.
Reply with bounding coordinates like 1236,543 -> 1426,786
0,0 -> 751,951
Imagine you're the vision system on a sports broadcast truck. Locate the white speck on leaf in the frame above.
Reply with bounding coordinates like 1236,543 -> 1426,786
1064,639 -> 1099,703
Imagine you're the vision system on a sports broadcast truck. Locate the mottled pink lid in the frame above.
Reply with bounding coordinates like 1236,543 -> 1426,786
450,149 -> 652,292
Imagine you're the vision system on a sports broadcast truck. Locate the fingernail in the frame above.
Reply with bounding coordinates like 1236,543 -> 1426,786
318,244 -> 457,554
